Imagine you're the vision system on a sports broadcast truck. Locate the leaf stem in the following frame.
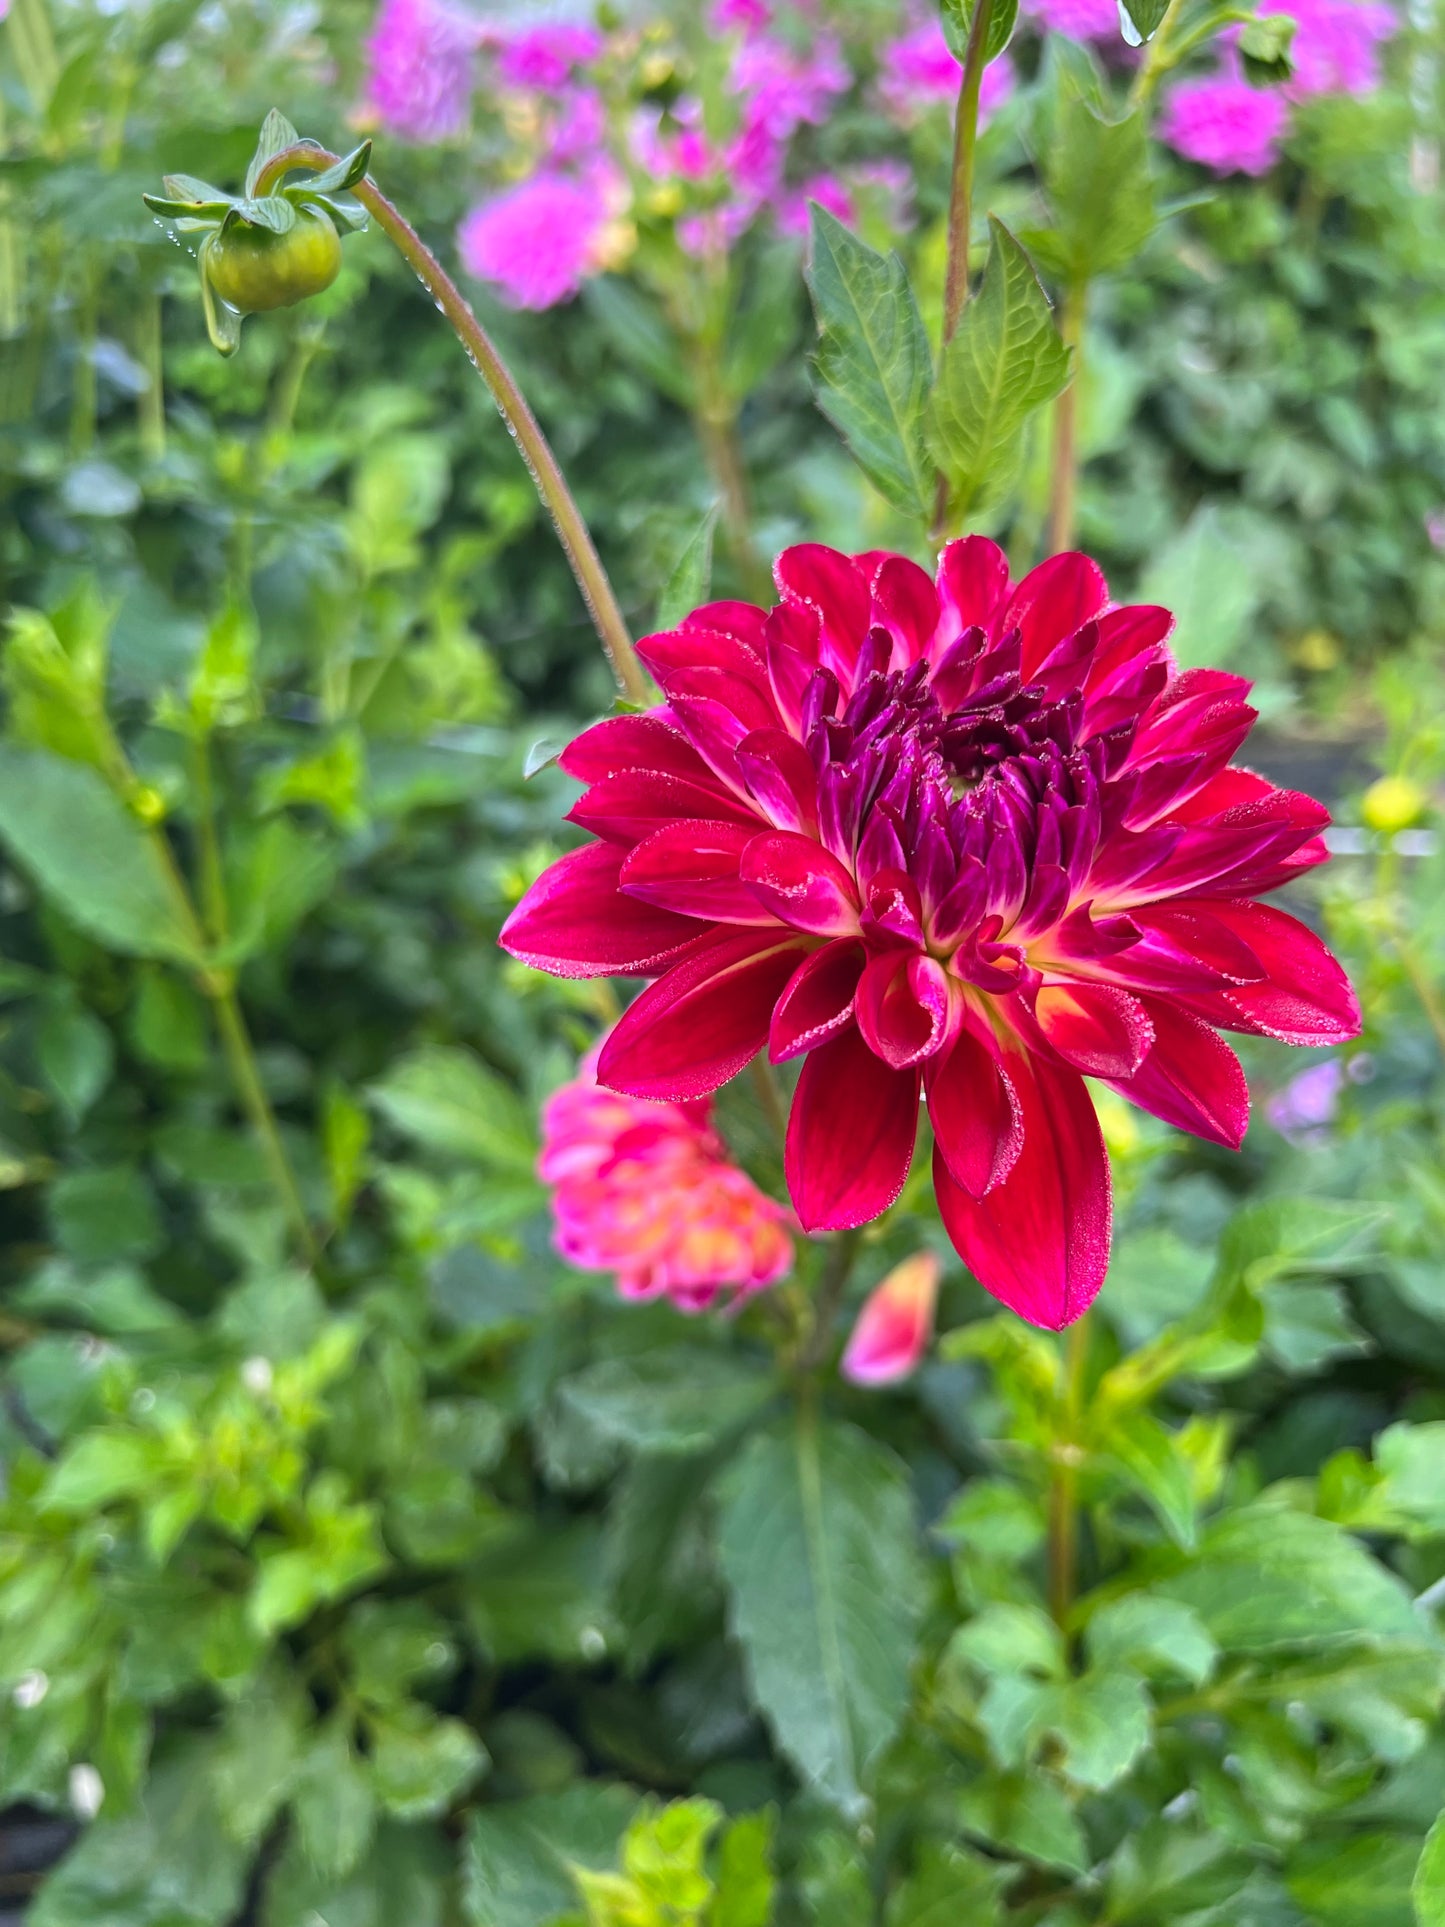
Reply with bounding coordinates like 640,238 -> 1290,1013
1128,0 -> 1188,109
253,141 -> 649,707
798,1227 -> 862,1375
942,0 -> 998,344
208,973 -> 319,1264
1046,280 -> 1087,555
1047,1311 -> 1090,1627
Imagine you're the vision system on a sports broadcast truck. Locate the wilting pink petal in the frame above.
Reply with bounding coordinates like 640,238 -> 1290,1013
541,1047 -> 793,1310
936,1053 -> 1111,1329
842,1251 -> 941,1385
502,533 -> 1357,1329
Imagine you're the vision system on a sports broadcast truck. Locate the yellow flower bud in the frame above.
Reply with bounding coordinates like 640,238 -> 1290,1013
1361,775 -> 1429,835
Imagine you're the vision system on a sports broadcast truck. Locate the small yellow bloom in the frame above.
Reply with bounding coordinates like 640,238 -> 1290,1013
1362,774 -> 1429,834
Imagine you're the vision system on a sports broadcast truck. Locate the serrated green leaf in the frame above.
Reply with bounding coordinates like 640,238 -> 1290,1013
0,746 -> 202,962
657,506 -> 718,630
303,140 -> 372,194
714,1413 -> 925,1817
237,194 -> 297,235
885,1843 -> 1008,1926
1085,1594 -> 1217,1686
1415,1811 -> 1445,1926
806,207 -> 935,519
246,108 -> 302,197
927,218 -> 1070,518
1031,96 -> 1156,284
368,1045 -> 536,1172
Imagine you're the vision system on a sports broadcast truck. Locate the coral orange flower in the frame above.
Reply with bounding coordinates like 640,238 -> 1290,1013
538,1050 -> 794,1309
503,541 -> 1359,1328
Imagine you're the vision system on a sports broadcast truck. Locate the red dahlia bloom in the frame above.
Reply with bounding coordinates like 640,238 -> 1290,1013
501,540 -> 1360,1328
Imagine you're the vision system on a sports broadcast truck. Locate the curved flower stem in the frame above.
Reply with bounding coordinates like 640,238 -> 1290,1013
1047,1312 -> 1090,1628
1127,0 -> 1188,110
797,1227 -> 862,1375
942,0 -> 998,343
1046,280 -> 1087,556
254,141 -> 648,707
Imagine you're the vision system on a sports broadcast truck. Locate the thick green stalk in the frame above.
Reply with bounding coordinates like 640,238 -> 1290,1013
1047,1313 -> 1090,1627
1046,281 -> 1087,555
942,0 -> 999,342
254,142 -> 648,706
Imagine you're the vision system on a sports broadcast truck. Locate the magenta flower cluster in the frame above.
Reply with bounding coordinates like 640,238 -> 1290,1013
1160,0 -> 1393,177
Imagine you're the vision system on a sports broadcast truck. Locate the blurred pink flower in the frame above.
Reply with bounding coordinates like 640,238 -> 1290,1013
878,21 -> 1015,122
458,168 -> 620,309
539,1050 -> 794,1310
731,32 -> 850,137
1020,0 -> 1122,36
492,21 -> 604,89
842,1252 -> 941,1384
709,0 -> 774,26
1158,68 -> 1290,174
365,0 -> 479,143
1265,0 -> 1394,96
1427,508 -> 1445,550
778,171 -> 856,235
550,86 -> 608,164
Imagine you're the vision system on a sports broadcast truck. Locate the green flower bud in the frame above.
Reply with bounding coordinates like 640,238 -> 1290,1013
203,206 -> 342,315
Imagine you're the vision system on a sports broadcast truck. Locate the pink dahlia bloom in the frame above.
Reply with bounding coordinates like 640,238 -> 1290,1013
501,541 -> 1358,1329
457,168 -> 617,309
365,0 -> 479,143
843,1251 -> 940,1384
538,1052 -> 794,1309
1158,69 -> 1290,174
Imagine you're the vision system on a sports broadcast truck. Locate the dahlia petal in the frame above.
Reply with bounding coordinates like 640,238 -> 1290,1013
869,554 -> 941,665
735,728 -> 821,836
785,1025 -> 920,1231
1034,981 -> 1154,1078
568,767 -> 757,843
934,1053 -> 1111,1330
856,951 -> 953,1068
620,819 -> 776,924
770,938 -> 866,1061
599,928 -> 810,1100
1004,552 -> 1110,680
637,628 -> 769,696
686,599 -> 769,649
1107,999 -> 1249,1149
862,868 -> 925,947
1180,900 -> 1361,1044
501,842 -> 706,979
842,1251 -> 940,1385
558,713 -> 704,785
936,535 -> 1010,643
764,602 -> 824,729
925,1025 -> 1023,1199
775,544 -> 871,683
741,830 -> 862,936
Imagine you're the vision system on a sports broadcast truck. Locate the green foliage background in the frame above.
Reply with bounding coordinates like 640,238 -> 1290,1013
4,0 -> 1445,1919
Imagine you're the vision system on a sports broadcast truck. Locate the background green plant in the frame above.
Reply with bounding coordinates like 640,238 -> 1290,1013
2,0 -> 1445,1919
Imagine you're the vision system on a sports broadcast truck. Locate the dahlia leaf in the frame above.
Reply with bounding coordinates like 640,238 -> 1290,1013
713,1412 -> 925,1818
1413,1811 -> 1445,1927
1119,0 -> 1171,36
805,207 -> 936,522
657,505 -> 718,630
941,0 -> 1020,66
1034,94 -> 1157,283
464,1785 -> 638,1927
558,1347 -> 774,1457
926,219 -> 1071,519
245,107 -> 302,197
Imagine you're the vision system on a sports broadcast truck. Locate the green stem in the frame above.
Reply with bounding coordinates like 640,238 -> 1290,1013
798,1228 -> 862,1375
1128,0 -> 1188,109
1046,281 -> 1087,556
209,976 -> 318,1264
942,0 -> 997,343
189,734 -> 230,947
253,141 -> 648,706
1047,1313 -> 1090,1628
137,290 -> 166,461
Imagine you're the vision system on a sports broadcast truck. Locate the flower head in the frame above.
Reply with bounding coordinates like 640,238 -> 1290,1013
458,166 -> 623,310
491,21 -> 604,90
365,0 -> 479,143
1158,67 -> 1291,174
842,1251 -> 940,1383
539,1050 -> 794,1309
1020,0 -> 1124,38
501,540 -> 1357,1329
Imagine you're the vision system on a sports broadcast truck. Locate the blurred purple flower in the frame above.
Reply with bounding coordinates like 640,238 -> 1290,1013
1265,0 -> 1394,97
778,172 -> 855,235
1020,0 -> 1122,37
458,167 -> 621,309
1266,1057 -> 1344,1143
731,32 -> 851,139
1427,508 -> 1445,549
365,0 -> 479,143
491,21 -> 604,90
1158,67 -> 1290,174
